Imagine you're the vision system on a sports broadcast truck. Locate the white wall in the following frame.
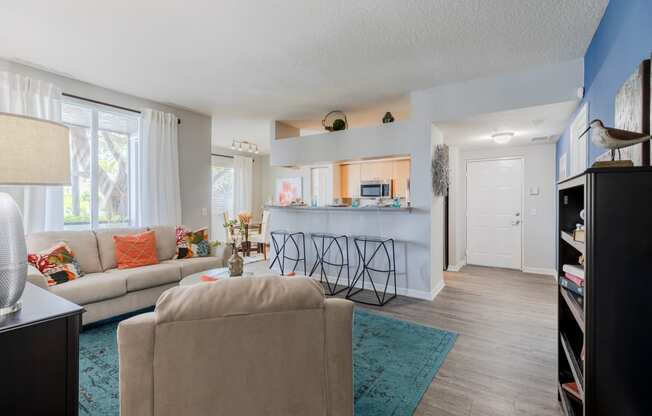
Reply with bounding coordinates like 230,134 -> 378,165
449,143 -> 557,275
0,58 -> 213,230
411,59 -> 584,123
211,117 -> 274,153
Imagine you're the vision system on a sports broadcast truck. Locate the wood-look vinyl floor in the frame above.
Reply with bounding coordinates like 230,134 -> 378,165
246,261 -> 560,416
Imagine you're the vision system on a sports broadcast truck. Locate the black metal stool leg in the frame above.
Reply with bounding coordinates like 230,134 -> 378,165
309,235 -> 322,277
302,233 -> 307,275
346,236 -> 397,307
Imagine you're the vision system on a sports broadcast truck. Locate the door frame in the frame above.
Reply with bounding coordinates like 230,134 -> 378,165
464,156 -> 525,271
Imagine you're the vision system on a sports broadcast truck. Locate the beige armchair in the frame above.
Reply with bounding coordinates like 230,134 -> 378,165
118,276 -> 354,416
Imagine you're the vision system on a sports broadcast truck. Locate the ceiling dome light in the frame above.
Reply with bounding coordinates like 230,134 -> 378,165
492,132 -> 514,144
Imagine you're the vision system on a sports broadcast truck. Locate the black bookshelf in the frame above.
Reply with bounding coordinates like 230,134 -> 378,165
557,167 -> 652,416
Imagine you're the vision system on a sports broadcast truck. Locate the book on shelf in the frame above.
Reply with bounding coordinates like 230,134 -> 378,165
562,264 -> 585,279
564,272 -> 584,286
560,276 -> 584,297
562,382 -> 582,401
569,290 -> 583,307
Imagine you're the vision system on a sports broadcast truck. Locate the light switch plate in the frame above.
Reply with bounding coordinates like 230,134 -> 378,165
529,186 -> 540,196
201,207 -> 208,217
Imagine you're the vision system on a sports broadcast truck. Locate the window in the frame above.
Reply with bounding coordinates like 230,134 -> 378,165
310,167 -> 329,206
62,100 -> 140,230
211,155 -> 235,242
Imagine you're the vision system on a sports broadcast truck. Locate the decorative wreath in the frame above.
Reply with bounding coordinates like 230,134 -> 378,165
322,110 -> 348,132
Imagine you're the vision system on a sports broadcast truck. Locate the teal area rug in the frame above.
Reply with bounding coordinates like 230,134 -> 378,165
79,308 -> 456,415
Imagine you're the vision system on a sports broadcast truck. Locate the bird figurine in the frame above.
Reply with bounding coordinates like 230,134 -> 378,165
578,119 -> 651,165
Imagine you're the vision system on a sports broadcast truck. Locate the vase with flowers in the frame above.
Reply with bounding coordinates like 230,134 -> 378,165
223,213 -> 251,276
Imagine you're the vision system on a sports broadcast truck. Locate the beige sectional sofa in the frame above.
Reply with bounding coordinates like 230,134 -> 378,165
26,226 -> 228,325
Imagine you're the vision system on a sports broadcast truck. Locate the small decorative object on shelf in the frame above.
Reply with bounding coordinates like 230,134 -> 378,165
579,119 -> 651,167
431,144 -> 449,196
322,110 -> 348,132
573,223 -> 585,242
382,112 -> 395,123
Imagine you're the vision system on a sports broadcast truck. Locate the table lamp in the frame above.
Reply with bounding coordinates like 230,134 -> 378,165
0,112 -> 70,316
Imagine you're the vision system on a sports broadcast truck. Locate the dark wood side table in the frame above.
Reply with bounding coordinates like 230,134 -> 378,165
0,282 -> 84,416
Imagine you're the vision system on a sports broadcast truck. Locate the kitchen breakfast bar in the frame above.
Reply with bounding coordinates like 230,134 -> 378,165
265,204 -> 434,304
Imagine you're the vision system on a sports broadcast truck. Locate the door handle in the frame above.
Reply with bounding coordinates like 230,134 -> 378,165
512,220 -> 521,226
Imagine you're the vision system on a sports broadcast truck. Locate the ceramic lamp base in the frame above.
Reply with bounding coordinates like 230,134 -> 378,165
0,300 -> 22,317
0,192 -> 28,315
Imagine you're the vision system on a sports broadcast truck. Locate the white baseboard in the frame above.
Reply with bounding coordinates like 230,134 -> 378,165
522,266 -> 557,278
430,279 -> 445,300
447,260 -> 466,272
316,273 -> 442,301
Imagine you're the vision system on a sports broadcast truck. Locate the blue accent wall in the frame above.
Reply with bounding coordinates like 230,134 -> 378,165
556,0 -> 652,176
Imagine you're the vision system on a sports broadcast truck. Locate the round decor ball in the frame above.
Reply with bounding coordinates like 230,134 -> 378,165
332,119 -> 346,131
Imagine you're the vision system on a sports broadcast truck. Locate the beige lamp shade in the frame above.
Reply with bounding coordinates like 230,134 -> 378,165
0,112 -> 70,185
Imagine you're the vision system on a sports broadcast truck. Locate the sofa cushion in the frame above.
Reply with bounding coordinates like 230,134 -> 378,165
50,272 -> 127,305
26,231 -> 102,274
174,227 -> 210,259
114,231 -> 159,269
107,263 -> 182,292
148,226 -> 177,261
27,242 -> 83,286
163,257 -> 223,278
95,228 -> 147,271
155,276 -> 325,324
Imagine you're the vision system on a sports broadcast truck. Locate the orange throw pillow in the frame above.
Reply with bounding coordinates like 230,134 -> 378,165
113,231 -> 159,269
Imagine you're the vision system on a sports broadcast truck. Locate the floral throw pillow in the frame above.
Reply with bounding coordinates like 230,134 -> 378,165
175,227 -> 210,259
27,242 -> 83,287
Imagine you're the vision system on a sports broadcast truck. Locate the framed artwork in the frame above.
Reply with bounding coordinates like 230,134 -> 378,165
611,59 -> 651,165
275,177 -> 302,205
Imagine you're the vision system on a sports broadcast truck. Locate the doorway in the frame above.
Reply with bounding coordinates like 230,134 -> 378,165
466,158 -> 523,270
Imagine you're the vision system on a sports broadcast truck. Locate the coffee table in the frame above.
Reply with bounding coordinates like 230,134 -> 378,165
180,267 -> 256,286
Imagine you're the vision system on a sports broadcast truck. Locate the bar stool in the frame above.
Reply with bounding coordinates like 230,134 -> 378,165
309,233 -> 350,295
269,230 -> 307,276
347,236 -> 397,306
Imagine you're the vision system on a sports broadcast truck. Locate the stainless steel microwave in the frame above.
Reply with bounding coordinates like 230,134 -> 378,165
360,180 -> 392,198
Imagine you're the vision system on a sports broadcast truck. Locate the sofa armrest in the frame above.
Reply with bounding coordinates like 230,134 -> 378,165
27,265 -> 49,290
118,312 -> 156,416
324,298 -> 354,416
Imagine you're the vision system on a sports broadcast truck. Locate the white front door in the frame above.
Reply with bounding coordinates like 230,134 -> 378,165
466,158 -> 523,269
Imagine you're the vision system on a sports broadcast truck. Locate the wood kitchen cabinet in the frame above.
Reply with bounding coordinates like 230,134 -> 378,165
360,162 -> 381,181
340,163 -> 360,198
339,158 -> 410,199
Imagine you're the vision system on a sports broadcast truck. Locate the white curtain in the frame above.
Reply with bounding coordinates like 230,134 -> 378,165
233,155 -> 253,215
138,109 -> 182,226
0,71 -> 64,233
